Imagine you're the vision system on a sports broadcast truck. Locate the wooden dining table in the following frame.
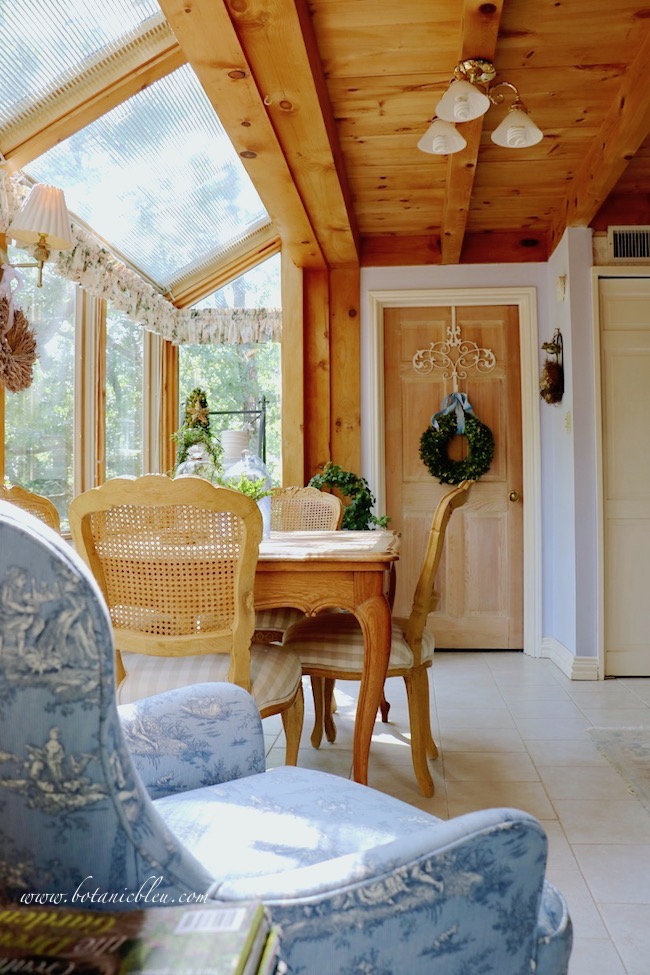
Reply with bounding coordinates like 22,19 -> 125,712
254,529 -> 400,786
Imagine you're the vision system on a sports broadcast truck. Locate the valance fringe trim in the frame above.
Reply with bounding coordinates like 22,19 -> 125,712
0,174 -> 281,345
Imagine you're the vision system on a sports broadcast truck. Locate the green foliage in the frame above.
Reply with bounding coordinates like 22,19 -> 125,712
178,343 -> 281,484
419,413 -> 494,485
221,473 -> 271,501
172,389 -> 224,477
308,462 -> 390,530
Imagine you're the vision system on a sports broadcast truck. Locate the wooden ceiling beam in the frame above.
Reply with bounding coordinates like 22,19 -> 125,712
440,0 -> 505,265
361,229 -> 547,266
549,29 -> 650,253
225,0 -> 360,268
158,0 -> 324,270
2,29 -> 185,173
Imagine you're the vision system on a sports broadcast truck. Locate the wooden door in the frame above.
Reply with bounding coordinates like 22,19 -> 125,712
384,304 -> 523,649
600,277 -> 650,676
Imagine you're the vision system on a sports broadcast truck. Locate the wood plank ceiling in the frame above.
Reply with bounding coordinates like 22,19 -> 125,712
5,0 -> 650,297
163,0 -> 650,271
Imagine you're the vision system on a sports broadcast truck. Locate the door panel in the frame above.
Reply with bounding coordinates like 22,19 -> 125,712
384,304 -> 523,649
600,278 -> 650,676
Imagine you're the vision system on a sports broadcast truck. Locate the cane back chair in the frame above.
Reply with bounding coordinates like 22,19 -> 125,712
283,479 -> 473,796
1,483 -> 61,533
69,474 -> 303,764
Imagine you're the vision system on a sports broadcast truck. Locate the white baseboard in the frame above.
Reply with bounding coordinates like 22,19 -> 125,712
541,637 -> 600,680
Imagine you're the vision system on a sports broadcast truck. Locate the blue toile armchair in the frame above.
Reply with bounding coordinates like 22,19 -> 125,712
0,502 -> 572,975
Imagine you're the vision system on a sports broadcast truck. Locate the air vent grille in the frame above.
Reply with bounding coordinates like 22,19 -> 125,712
607,226 -> 650,264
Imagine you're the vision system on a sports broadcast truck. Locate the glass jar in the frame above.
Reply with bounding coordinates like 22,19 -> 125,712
175,443 -> 219,483
223,449 -> 272,538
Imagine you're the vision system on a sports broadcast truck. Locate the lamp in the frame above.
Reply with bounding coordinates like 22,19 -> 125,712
418,59 -> 543,155
5,184 -> 73,287
417,118 -> 467,155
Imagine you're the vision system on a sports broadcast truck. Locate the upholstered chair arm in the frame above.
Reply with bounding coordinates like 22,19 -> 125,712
213,808 -> 572,975
119,682 -> 266,799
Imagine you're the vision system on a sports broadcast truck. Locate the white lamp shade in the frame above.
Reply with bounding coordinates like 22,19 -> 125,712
435,79 -> 490,123
491,108 -> 543,148
417,118 -> 467,155
8,184 -> 73,251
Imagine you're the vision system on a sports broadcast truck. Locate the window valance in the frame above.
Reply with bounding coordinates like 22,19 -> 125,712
0,175 -> 281,345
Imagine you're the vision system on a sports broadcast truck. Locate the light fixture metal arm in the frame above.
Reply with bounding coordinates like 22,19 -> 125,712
487,80 -> 521,107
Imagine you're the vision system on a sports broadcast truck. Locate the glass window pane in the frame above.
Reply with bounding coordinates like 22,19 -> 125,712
27,65 -> 270,292
194,254 -> 282,310
179,257 -> 282,483
105,306 -> 143,479
3,262 -> 76,531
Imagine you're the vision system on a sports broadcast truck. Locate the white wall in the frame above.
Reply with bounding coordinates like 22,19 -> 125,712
359,239 -> 596,661
545,229 -> 598,659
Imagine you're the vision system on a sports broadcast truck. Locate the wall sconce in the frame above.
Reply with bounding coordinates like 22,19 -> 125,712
4,184 -> 73,287
418,59 -> 543,155
540,329 -> 564,404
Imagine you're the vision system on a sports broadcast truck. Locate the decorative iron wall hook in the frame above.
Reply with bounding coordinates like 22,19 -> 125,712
539,328 -> 564,404
411,309 -> 496,393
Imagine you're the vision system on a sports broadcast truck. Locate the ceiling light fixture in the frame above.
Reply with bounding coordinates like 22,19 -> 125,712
5,184 -> 73,287
418,58 -> 543,155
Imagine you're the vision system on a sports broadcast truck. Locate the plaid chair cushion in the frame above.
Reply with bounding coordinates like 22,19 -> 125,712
118,643 -> 302,712
254,606 -> 305,632
283,612 -> 435,673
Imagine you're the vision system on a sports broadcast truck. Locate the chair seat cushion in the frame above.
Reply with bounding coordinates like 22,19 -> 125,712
282,611 -> 434,673
254,606 -> 304,632
117,643 -> 301,712
154,765 -> 438,890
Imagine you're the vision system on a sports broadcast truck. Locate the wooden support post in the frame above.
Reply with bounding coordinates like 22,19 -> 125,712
303,268 -> 330,481
330,266 -> 361,474
280,255 -> 304,486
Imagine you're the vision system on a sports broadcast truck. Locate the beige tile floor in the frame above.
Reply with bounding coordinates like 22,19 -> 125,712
265,651 -> 650,975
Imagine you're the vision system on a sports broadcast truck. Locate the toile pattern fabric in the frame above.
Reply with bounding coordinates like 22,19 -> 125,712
0,502 -> 572,975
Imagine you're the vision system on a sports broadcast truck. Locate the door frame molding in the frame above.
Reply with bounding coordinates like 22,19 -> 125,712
367,286 -> 541,657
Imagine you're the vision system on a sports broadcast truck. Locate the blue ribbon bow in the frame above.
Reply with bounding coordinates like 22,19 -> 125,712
431,391 -> 475,434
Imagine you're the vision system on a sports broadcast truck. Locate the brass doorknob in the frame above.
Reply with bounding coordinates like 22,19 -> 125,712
509,490 -> 520,503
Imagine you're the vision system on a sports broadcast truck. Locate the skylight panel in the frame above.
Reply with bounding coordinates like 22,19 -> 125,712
25,64 -> 271,291
0,0 -> 162,132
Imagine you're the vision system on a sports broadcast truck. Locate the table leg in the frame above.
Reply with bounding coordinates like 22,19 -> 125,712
352,592 -> 391,785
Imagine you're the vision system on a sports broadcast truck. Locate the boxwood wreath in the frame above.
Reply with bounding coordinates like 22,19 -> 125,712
419,398 -> 495,485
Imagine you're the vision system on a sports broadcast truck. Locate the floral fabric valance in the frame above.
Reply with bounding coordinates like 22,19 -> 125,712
0,175 -> 281,346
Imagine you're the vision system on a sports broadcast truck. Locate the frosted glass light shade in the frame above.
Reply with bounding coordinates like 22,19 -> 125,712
8,184 -> 73,251
435,79 -> 490,123
417,119 -> 467,155
491,108 -> 543,148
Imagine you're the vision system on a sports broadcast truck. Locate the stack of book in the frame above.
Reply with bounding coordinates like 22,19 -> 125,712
0,900 -> 283,975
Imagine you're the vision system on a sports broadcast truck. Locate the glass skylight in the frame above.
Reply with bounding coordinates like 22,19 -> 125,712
0,0 -> 163,133
26,64 -> 270,291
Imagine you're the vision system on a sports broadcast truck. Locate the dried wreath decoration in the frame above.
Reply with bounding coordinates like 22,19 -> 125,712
0,293 -> 38,393
419,392 -> 495,485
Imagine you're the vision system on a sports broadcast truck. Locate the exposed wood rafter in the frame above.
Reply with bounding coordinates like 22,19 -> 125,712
158,0 -> 325,270
440,0 -> 505,265
226,0 -> 360,269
